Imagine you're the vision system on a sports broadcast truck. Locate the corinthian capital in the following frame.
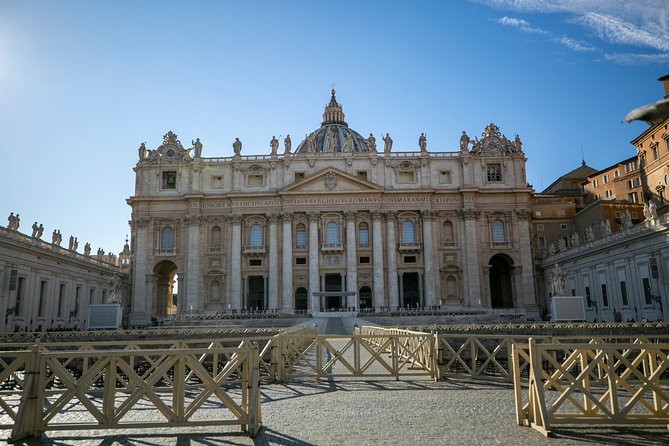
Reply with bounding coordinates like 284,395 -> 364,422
515,209 -> 530,220
421,209 -> 437,220
227,214 -> 243,225
457,208 -> 480,220
307,212 -> 320,223
344,210 -> 357,221
371,210 -> 384,221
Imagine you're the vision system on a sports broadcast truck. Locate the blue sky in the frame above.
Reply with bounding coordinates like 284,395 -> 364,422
1,0 -> 667,255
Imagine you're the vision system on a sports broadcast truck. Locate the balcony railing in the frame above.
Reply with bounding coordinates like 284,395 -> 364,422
243,245 -> 266,255
155,248 -> 177,256
321,243 -> 344,252
398,242 -> 422,252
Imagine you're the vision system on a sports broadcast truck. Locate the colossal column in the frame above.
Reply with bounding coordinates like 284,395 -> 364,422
268,214 -> 279,310
516,209 -> 537,311
129,217 -> 151,325
281,212 -> 293,311
229,215 -> 242,310
185,214 -> 202,312
421,210 -> 436,307
384,211 -> 399,309
308,212 -> 320,312
459,208 -> 482,306
344,211 -> 358,306
371,210 -> 385,308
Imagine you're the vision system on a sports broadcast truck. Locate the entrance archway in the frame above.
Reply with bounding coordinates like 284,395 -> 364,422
359,286 -> 372,309
295,287 -> 308,311
153,260 -> 178,316
489,254 -> 514,308
402,272 -> 420,308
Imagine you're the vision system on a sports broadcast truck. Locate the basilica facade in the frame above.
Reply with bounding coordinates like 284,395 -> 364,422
127,91 -> 537,325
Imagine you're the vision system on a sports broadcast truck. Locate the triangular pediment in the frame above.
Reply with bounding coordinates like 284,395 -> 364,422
280,167 -> 383,194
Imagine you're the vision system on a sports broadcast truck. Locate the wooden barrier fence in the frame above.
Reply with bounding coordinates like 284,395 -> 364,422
512,339 -> 669,436
1,340 -> 262,443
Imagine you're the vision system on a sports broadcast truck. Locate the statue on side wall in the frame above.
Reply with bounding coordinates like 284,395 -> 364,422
382,133 -> 393,153
548,243 -> 556,256
270,136 -> 279,155
570,232 -> 579,247
36,224 -> 44,238
558,238 -> 567,251
460,131 -> 470,151
367,133 -> 377,152
648,199 -> 659,224
418,133 -> 427,152
233,137 -> 242,156
551,263 -> 566,296
84,243 -> 91,256
31,222 -> 39,237
621,210 -> 633,228
585,226 -> 594,242
284,134 -> 292,154
6,212 -> 19,231
192,138 -> 203,158
138,142 -> 147,161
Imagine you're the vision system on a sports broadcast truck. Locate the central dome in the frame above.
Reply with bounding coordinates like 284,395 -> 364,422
295,90 -> 370,153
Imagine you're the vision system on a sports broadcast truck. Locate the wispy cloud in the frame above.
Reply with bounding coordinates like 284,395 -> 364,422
496,16 -> 549,34
496,16 -> 597,52
476,0 -> 669,64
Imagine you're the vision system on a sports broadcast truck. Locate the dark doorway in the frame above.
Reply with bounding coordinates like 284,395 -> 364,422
489,254 -> 514,308
359,286 -> 372,309
153,260 -> 178,316
403,272 -> 420,308
247,276 -> 265,310
325,274 -> 342,309
295,287 -> 308,311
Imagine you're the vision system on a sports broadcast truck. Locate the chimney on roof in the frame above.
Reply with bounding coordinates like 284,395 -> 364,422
660,74 -> 669,99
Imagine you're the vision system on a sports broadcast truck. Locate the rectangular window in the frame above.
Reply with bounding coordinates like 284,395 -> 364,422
38,281 -> 47,317
247,174 -> 264,187
604,189 -> 613,199
162,171 -> 177,189
89,288 -> 95,306
603,174 -> 609,184
294,172 -> 305,182
249,259 -> 262,267
438,170 -> 452,184
403,256 -> 416,264
628,192 -> 638,203
619,281 -> 629,306
295,257 -> 307,265
594,194 -> 599,200
560,224 -> 568,230
58,283 -> 66,317
486,164 -> 502,182
642,277 -> 652,305
653,146 -> 659,160
601,284 -> 609,307
359,256 -> 370,264
538,236 -> 545,247
15,277 -> 25,316
536,224 -> 545,231
534,211 -> 542,217
211,175 -> 223,188
356,171 -> 368,180
592,178 -> 599,188
398,171 -> 415,183
585,286 -> 591,307
614,170 -> 620,178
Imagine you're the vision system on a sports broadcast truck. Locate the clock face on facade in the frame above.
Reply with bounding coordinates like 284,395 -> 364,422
485,137 -> 502,153
164,146 -> 177,160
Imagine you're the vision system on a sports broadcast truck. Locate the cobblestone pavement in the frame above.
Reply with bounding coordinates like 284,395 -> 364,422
3,334 -> 668,445
4,378 -> 668,446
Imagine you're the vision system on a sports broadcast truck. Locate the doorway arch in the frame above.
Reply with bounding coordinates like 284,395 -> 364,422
489,254 -> 514,308
359,286 -> 372,309
153,260 -> 178,316
295,287 -> 308,311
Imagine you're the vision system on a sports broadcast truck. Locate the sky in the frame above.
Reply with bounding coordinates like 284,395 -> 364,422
1,0 -> 667,256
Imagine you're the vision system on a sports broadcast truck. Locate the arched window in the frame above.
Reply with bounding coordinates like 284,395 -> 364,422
250,224 -> 263,247
442,221 -> 454,244
295,223 -> 306,249
161,227 -> 174,249
326,221 -> 339,244
401,221 -> 415,244
491,219 -> 506,244
211,226 -> 222,248
358,222 -> 369,247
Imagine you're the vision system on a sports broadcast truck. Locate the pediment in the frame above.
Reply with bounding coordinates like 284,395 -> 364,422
280,167 -> 383,194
